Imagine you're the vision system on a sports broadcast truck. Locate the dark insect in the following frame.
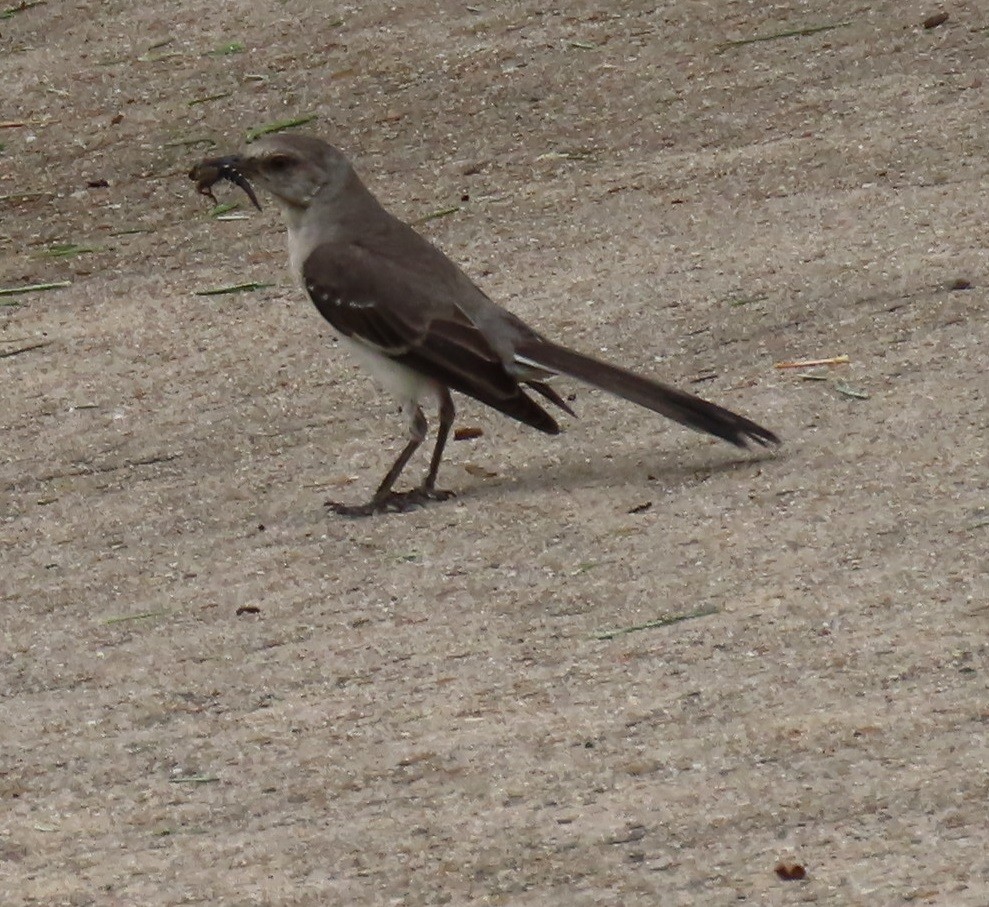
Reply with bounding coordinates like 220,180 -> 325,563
188,156 -> 262,210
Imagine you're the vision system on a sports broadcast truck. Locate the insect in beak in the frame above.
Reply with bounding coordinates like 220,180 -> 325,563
188,156 -> 262,211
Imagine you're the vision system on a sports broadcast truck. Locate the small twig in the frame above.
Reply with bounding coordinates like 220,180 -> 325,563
39,452 -> 182,482
0,340 -> 50,359
139,51 -> 184,63
138,41 -> 181,63
727,292 -> 768,307
593,606 -> 718,640
164,136 -> 216,149
105,609 -> 169,624
774,354 -> 849,369
169,775 -> 219,784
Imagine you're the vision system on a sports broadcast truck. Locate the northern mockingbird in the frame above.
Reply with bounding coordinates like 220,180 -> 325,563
191,135 -> 779,516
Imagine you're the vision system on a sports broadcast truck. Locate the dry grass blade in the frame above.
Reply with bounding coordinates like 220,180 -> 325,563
1,0 -> 45,19
105,609 -> 169,624
209,202 -> 240,217
718,21 -> 852,51
775,355 -> 850,369
194,282 -> 275,296
412,205 -> 461,225
207,42 -> 244,56
536,148 -> 597,161
164,136 -> 216,149
245,115 -> 318,142
834,383 -> 870,400
728,292 -> 768,307
0,280 -> 71,297
38,243 -> 101,258
593,606 -> 718,640
188,92 -> 233,106
0,190 -> 54,201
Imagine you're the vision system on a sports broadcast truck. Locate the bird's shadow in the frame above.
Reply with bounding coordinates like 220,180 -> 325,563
457,440 -> 782,504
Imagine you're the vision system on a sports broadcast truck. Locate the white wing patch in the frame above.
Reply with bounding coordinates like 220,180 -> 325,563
512,352 -> 559,380
305,280 -> 375,311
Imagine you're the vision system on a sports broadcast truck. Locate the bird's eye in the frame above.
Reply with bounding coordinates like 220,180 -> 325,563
267,155 -> 293,171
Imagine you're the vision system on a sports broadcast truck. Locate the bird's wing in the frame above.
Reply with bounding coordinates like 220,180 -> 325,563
301,241 -> 563,433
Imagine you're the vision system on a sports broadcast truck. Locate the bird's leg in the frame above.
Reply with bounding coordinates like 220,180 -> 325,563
420,388 -> 455,500
369,405 -> 428,502
327,405 -> 450,516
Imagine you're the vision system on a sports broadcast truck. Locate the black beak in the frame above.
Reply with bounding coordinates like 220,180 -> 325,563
189,155 -> 262,211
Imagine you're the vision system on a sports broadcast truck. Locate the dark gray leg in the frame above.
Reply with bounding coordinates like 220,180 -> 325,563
422,388 -> 455,493
326,406 -> 427,516
326,402 -> 453,517
372,406 -> 427,502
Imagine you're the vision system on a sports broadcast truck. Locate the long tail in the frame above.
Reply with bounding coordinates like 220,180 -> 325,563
513,337 -> 780,449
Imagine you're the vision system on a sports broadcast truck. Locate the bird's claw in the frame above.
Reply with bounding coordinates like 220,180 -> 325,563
325,487 -> 455,518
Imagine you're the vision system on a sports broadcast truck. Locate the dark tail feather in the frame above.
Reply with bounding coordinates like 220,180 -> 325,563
526,379 -> 577,417
514,338 -> 780,449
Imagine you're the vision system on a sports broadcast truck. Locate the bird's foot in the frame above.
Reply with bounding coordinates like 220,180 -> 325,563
325,487 -> 455,518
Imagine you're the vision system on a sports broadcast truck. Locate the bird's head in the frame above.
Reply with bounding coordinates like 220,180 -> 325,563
190,134 -> 352,214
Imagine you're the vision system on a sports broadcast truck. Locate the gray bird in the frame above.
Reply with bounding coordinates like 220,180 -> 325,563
191,135 -> 779,516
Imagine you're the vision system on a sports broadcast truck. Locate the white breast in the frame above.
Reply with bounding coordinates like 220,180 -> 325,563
337,335 -> 440,413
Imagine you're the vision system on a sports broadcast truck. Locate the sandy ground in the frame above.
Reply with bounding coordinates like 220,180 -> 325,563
2,1 -> 988,904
